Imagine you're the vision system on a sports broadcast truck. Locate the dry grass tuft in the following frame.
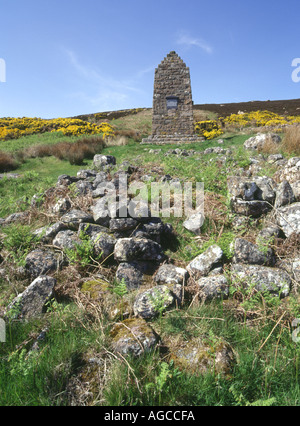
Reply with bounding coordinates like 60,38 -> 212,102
106,135 -> 128,146
0,150 -> 18,173
282,126 -> 300,155
258,134 -> 282,155
21,136 -> 106,165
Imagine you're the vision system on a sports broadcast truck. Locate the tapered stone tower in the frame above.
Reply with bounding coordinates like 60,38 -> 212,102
142,51 -> 203,144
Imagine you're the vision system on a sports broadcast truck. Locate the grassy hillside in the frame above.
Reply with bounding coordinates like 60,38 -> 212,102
0,105 -> 299,406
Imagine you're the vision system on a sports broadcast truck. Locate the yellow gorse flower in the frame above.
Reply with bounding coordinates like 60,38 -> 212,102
0,117 -> 114,140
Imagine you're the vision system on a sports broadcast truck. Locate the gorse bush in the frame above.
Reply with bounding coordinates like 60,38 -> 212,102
224,110 -> 300,128
0,117 -> 114,140
194,120 -> 224,140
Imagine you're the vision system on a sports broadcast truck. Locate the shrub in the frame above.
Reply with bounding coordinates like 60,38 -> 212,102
194,120 -> 224,140
0,150 -> 18,172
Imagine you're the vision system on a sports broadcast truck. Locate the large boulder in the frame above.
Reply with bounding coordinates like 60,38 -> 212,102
6,276 -> 56,319
116,262 -> 144,291
275,202 -> 300,237
53,230 -> 82,250
154,264 -> 189,286
233,238 -> 274,266
60,209 -> 94,230
133,285 -> 176,319
187,245 -> 223,278
25,249 -> 59,278
196,275 -> 229,301
231,264 -> 292,298
114,238 -> 164,262
169,337 -> 235,376
110,318 -> 158,357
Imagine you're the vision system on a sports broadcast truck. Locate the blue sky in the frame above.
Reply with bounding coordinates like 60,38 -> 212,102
0,0 -> 300,118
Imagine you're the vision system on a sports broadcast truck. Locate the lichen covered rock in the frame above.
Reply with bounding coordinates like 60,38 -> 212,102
169,337 -> 235,376
187,245 -> 223,278
231,263 -> 292,298
197,275 -> 229,301
110,318 -> 158,357
7,276 -> 56,319
133,285 -> 176,319
114,238 -> 164,262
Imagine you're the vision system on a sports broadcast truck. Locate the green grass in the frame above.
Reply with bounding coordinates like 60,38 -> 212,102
0,303 -> 106,406
2,296 -> 298,406
0,157 -> 88,217
1,124 -> 298,407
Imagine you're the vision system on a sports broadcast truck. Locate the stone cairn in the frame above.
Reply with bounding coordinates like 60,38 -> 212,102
142,51 -> 204,145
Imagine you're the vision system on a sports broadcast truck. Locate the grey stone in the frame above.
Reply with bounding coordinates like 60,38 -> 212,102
244,133 -> 281,151
93,155 -> 116,169
91,232 -> 116,260
233,238 -> 274,266
75,180 -> 93,196
91,199 -> 111,226
187,245 -> 223,278
133,285 -> 176,319
78,222 -> 110,239
76,169 -> 97,180
228,176 -> 277,205
154,264 -> 189,286
114,238 -> 164,262
57,175 -> 79,186
268,154 -> 284,164
231,263 -> 291,298
25,249 -> 59,278
183,212 -> 205,235
170,338 -> 235,376
116,262 -> 144,291
33,222 -> 67,243
274,157 -> 300,184
231,199 -> 272,217
291,181 -> 300,202
256,226 -> 281,245
7,276 -> 56,320
52,198 -> 71,216
276,258 -> 300,284
4,212 -> 28,225
53,230 -> 82,250
275,180 -> 296,208
197,275 -> 229,301
275,202 -> 300,237
60,209 -> 94,230
109,218 -> 138,232
111,319 -> 158,357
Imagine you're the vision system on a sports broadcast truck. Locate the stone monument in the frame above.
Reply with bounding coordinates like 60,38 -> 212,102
142,51 -> 203,145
